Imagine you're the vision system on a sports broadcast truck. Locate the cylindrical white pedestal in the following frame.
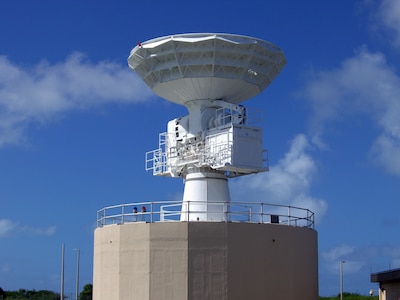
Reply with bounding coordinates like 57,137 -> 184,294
181,170 -> 230,221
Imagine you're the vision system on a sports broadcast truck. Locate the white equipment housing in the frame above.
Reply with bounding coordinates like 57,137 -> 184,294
128,33 -> 286,221
146,101 -> 266,178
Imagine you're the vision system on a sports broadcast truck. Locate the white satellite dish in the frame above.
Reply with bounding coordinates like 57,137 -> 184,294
128,33 -> 286,221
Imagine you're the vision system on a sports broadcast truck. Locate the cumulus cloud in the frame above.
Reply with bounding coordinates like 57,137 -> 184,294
321,244 -> 364,275
302,47 -> 400,175
231,134 -> 328,222
321,244 -> 356,262
375,0 -> 400,48
0,218 -> 56,238
321,243 -> 400,275
0,53 -> 153,147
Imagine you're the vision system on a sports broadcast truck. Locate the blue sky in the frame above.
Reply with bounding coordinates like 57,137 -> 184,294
1,0 -> 400,297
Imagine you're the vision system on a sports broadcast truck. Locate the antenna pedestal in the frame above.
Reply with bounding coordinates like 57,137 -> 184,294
181,168 -> 230,221
130,33 -> 287,220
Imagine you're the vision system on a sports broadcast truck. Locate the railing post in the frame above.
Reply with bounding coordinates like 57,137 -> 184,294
261,203 -> 264,223
226,202 -> 229,222
150,202 -> 153,223
249,207 -> 252,222
310,210 -> 314,229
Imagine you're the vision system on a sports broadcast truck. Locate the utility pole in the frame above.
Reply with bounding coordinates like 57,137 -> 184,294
60,243 -> 65,300
340,260 -> 345,300
73,248 -> 80,300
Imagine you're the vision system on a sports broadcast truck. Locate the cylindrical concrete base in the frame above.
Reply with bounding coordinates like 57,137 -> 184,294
93,222 -> 318,300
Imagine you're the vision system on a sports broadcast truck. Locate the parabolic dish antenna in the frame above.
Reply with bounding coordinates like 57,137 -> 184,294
128,33 -> 286,221
128,33 -> 286,105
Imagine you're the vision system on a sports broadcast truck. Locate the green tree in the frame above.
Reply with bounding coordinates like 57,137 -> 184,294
80,284 -> 93,300
4,289 -> 59,300
18,288 -> 26,297
320,292 -> 378,300
0,287 -> 6,299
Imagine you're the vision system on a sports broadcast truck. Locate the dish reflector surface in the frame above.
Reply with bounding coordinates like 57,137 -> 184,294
128,33 -> 286,105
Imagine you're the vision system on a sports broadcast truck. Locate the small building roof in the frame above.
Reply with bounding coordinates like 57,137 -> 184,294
371,268 -> 400,284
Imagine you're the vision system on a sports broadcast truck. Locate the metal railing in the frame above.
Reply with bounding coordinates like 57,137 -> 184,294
97,201 -> 315,229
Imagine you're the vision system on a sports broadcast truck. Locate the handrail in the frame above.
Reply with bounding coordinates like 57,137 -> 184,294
97,201 -> 315,229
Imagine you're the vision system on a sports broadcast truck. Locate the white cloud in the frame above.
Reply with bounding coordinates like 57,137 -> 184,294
0,218 -> 56,238
231,134 -> 328,222
376,0 -> 400,48
21,225 -> 56,236
302,47 -> 400,175
322,244 -> 355,262
370,134 -> 400,175
0,219 -> 17,237
321,243 -> 400,275
321,244 -> 365,275
0,53 -> 153,147
1,263 -> 11,273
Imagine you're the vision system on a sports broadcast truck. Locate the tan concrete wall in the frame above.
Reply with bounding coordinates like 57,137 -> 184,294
188,223 -> 228,300
225,223 -> 318,299
381,282 -> 400,300
93,223 -> 188,300
93,224 -> 122,300
148,223 -> 188,299
93,222 -> 318,300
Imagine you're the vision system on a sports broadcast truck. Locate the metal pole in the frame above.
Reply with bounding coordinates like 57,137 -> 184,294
340,260 -> 345,300
60,243 -> 65,300
73,248 -> 80,300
